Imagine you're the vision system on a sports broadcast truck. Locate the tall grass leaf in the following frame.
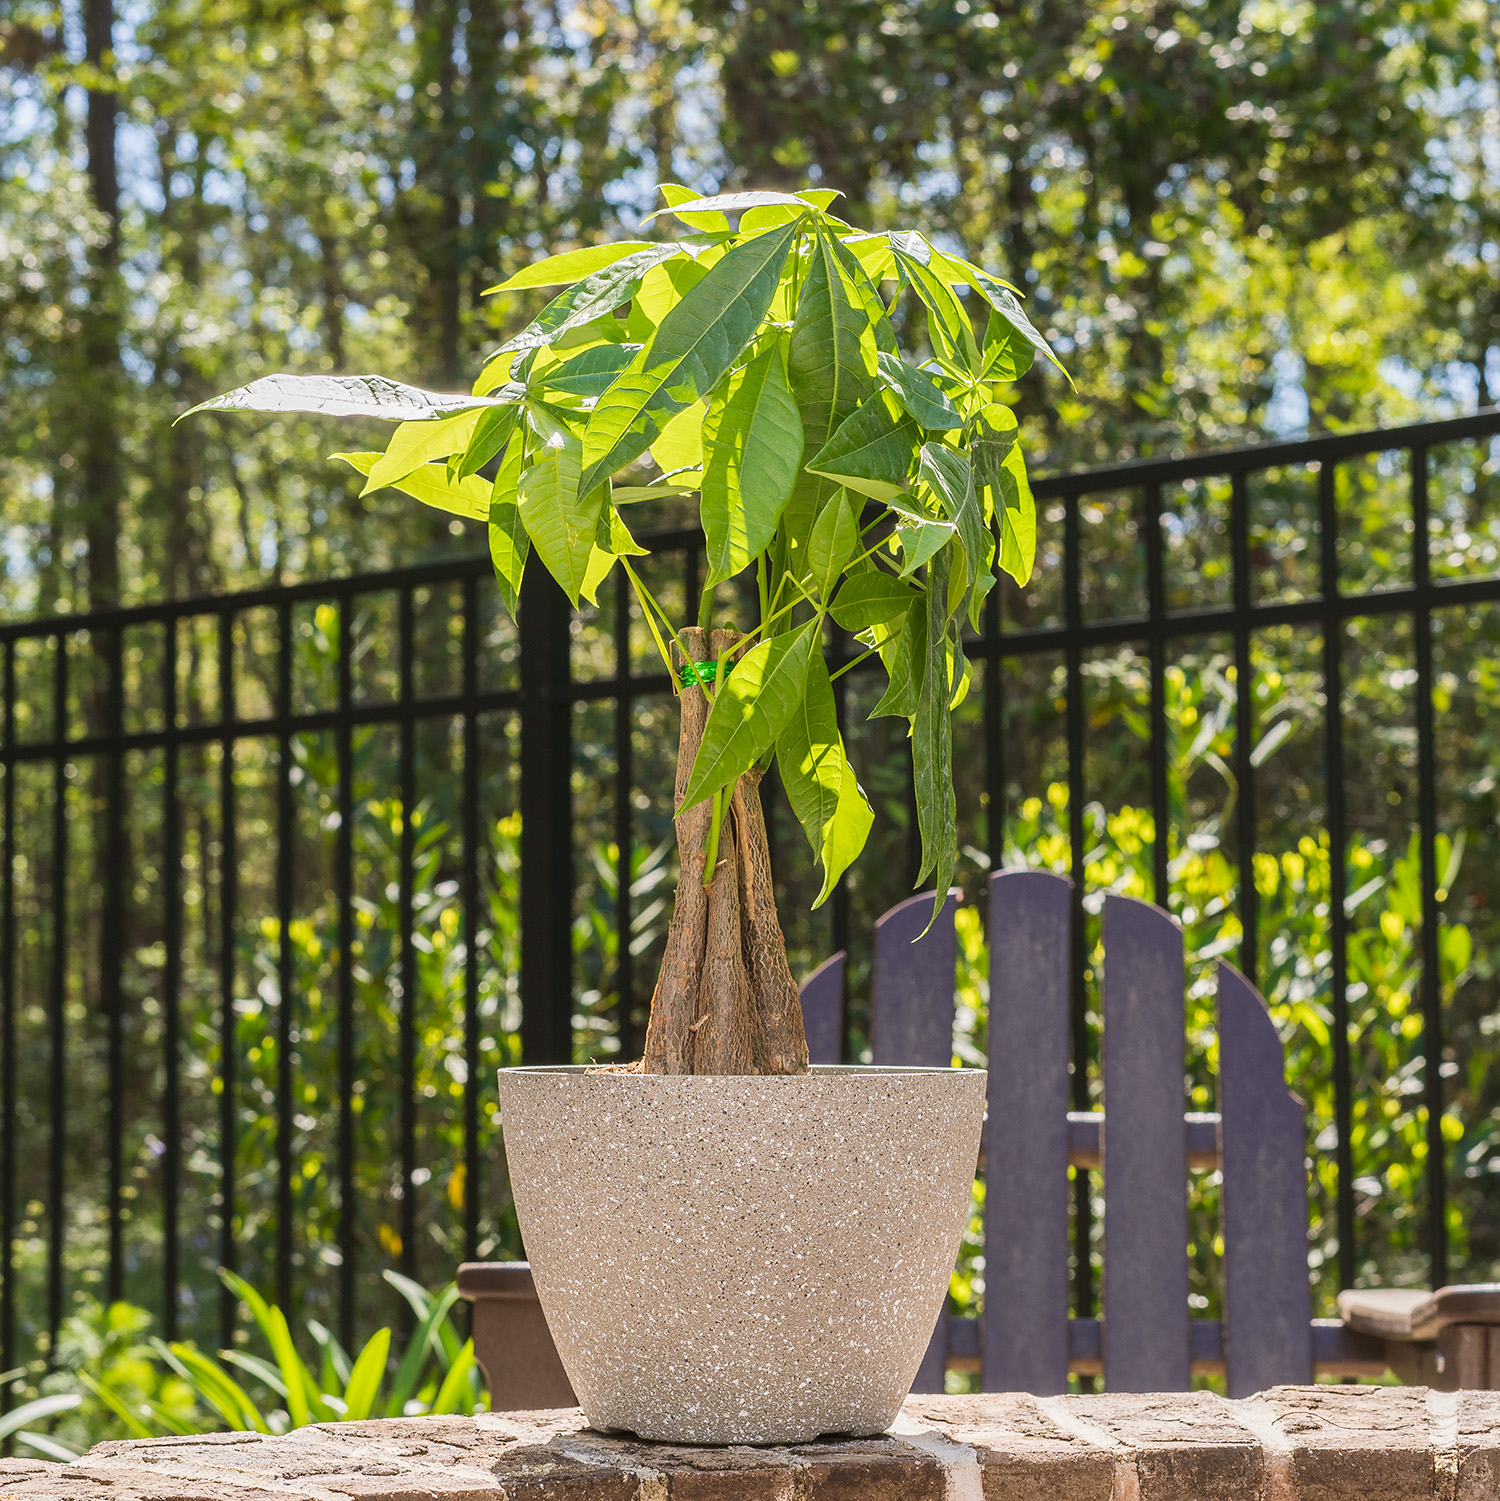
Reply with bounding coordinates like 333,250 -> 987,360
0,1392 -> 82,1443
385,1284 -> 462,1413
428,1340 -> 478,1415
16,1432 -> 82,1462
219,1350 -> 289,1399
341,1328 -> 391,1422
152,1340 -> 266,1432
76,1370 -> 156,1438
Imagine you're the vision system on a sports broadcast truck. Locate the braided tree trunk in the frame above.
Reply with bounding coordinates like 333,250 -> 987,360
637,627 -> 810,1076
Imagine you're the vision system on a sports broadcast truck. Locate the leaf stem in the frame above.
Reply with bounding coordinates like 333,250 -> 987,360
830,643 -> 883,682
621,560 -> 695,686
701,787 -> 727,890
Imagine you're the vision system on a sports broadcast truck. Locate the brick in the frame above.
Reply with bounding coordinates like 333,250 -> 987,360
4,1386 -> 1499,1500
1248,1383 -> 1434,1501
1454,1390 -> 1500,1501
1050,1390 -> 1264,1501
791,1437 -> 944,1501
900,1393 -> 1113,1501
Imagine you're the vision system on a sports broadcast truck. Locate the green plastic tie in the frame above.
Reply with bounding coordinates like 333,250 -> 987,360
678,660 -> 725,689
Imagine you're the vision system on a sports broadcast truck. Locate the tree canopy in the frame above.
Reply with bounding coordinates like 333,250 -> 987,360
1,0 -> 1494,616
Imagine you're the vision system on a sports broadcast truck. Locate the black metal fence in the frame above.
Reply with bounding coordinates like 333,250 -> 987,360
2,409 -> 1499,1387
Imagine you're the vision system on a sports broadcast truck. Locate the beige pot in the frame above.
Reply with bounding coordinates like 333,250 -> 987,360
496,1064 -> 985,1445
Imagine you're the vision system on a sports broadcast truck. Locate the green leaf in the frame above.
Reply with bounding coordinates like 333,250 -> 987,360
341,1327 -> 391,1421
876,352 -> 962,430
609,482 -> 700,505
701,342 -> 803,584
384,1283 -> 463,1414
970,401 -> 1019,513
828,236 -> 898,357
996,438 -> 1036,585
871,596 -> 925,719
427,1339 -> 478,1415
942,255 -> 1071,385
496,244 -> 685,356
486,242 -> 654,294
224,1268 -> 327,1425
776,652 -> 873,906
362,409 -> 485,495
892,237 -> 980,372
679,620 -> 819,811
841,232 -> 896,282
332,453 -> 491,520
830,571 -> 918,632
635,256 -> 710,328
453,404 -> 519,480
917,442 -> 984,609
653,189 -> 810,220
806,389 -> 920,502
537,342 -> 640,403
653,182 -> 732,232
913,555 -> 957,924
517,431 -> 605,606
183,374 -> 511,423
887,495 -> 957,576
153,1339 -> 267,1433
789,226 -> 876,459
75,1371 -> 156,1439
650,398 -> 706,473
578,219 -> 801,496
807,488 -> 859,599
0,1393 -> 82,1445
488,430 -> 529,616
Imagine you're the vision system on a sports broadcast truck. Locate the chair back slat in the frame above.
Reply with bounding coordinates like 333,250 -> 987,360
871,890 -> 956,1068
871,889 -> 955,1393
1101,894 -> 1191,1391
798,951 -> 846,1066
1217,960 -> 1314,1395
982,869 -> 1072,1395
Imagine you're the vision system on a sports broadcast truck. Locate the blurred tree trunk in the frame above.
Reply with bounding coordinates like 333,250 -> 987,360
82,0 -> 121,609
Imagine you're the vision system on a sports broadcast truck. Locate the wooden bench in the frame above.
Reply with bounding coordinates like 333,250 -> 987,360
460,868 -> 1489,1402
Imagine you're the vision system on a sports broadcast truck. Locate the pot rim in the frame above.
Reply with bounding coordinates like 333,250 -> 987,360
500,1063 -> 985,1079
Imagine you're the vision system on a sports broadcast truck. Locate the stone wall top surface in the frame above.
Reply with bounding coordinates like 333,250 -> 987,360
0,1386 -> 1496,1501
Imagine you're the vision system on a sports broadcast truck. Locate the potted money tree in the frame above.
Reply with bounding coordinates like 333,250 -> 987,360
192,186 -> 1065,1444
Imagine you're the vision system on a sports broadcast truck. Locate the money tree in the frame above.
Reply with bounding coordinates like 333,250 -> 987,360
191,186 -> 1065,1077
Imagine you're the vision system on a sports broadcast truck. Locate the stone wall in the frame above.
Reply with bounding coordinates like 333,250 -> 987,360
0,1386 -> 1496,1500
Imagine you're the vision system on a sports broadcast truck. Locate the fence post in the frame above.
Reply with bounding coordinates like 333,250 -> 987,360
520,566 -> 575,1063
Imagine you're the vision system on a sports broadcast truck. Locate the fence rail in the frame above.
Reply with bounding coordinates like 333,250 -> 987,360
2,408 -> 1499,1388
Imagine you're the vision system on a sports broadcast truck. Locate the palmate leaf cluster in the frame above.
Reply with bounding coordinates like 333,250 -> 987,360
191,187 -> 1066,915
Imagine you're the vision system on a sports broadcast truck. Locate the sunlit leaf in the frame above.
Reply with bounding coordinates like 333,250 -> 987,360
333,452 -> 491,520
806,389 -> 920,502
486,242 -> 655,294
488,430 -> 529,616
912,552 -> 957,926
517,430 -> 605,605
495,243 -> 685,356
701,342 -> 802,584
830,570 -> 919,632
777,652 -> 873,905
579,219 -> 801,496
877,352 -> 962,430
184,374 -> 512,423
680,620 -> 819,811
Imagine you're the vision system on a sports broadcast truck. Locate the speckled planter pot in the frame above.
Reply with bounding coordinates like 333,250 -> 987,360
496,1064 -> 985,1445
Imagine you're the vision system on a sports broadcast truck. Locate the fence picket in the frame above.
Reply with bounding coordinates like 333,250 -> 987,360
1218,960 -> 1314,1395
982,869 -> 1072,1394
1102,895 -> 1190,1391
